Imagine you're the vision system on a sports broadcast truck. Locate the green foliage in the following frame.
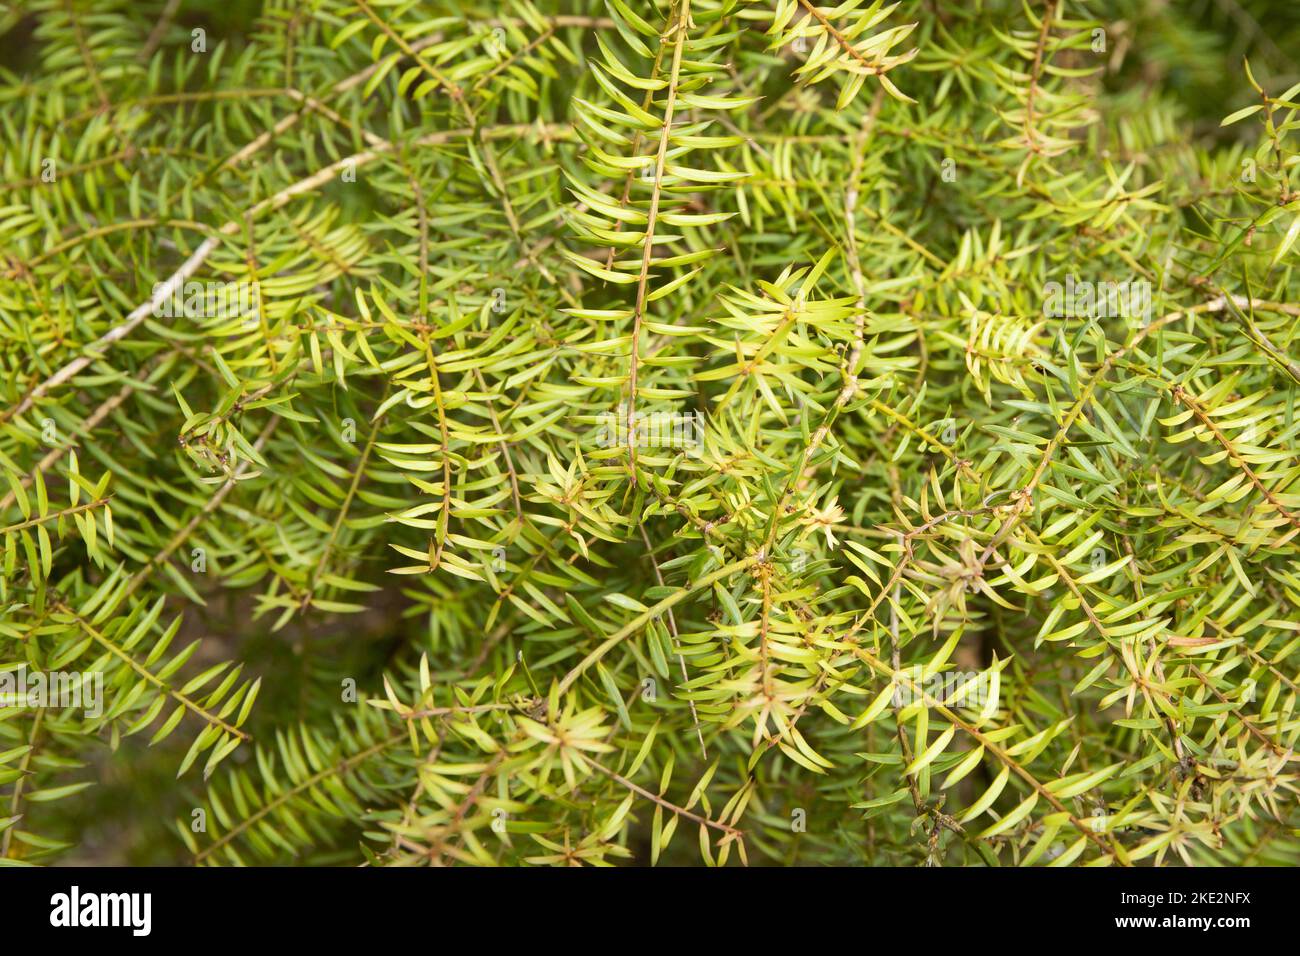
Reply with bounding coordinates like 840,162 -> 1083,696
1,0 -> 1299,867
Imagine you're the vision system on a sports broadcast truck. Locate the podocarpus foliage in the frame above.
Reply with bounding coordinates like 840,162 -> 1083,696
0,0 -> 1298,868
